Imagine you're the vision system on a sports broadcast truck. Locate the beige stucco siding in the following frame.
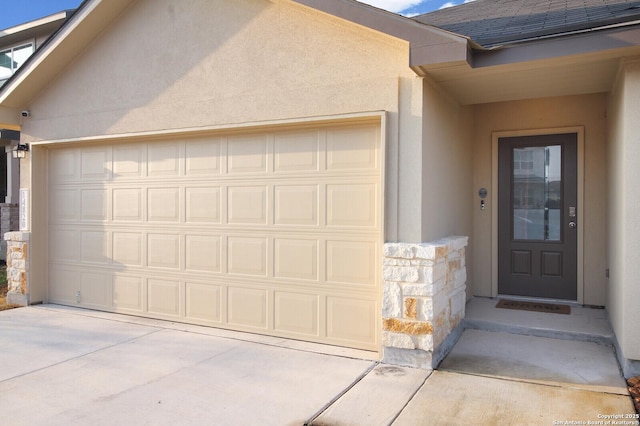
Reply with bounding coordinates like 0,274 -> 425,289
607,62 -> 625,359
420,79 -> 474,299
420,78 -> 474,290
20,0 -> 424,243
23,0 -> 413,138
472,94 -> 608,306
421,78 -> 474,243
608,59 -> 640,361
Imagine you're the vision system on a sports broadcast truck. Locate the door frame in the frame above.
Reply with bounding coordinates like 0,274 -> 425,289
491,127 -> 584,303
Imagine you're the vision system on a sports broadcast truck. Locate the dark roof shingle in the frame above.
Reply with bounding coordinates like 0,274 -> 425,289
413,0 -> 640,47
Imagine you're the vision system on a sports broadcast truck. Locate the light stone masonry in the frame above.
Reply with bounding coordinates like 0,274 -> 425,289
4,231 -> 30,307
382,236 -> 468,369
0,204 -> 19,261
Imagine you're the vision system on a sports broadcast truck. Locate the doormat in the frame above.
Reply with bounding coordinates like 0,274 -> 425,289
495,299 -> 571,315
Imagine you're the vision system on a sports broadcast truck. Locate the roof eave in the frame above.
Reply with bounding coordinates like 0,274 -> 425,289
292,0 -> 471,73
0,10 -> 74,37
471,22 -> 640,68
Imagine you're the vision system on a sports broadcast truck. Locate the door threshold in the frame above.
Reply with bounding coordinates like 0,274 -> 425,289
496,294 -> 580,306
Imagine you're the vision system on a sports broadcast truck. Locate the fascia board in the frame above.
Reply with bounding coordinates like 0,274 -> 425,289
474,25 -> 640,68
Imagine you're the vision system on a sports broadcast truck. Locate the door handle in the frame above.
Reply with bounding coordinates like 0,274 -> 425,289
568,221 -> 576,229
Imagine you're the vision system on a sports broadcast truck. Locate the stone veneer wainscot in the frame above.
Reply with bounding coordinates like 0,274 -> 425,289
382,236 -> 468,369
4,231 -> 29,306
0,204 -> 19,260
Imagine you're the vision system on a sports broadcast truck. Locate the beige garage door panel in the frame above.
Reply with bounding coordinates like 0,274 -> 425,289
48,123 -> 381,350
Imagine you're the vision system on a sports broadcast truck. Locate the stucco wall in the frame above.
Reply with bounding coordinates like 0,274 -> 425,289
420,78 -> 474,291
608,59 -> 640,362
19,0 -> 425,243
24,0 -> 414,138
472,94 -> 608,306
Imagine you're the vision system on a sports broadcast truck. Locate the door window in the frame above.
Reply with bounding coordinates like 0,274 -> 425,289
512,145 -> 561,241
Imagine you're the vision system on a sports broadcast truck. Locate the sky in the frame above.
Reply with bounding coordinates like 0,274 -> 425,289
0,0 -> 83,30
0,0 -> 470,31
358,0 -> 474,16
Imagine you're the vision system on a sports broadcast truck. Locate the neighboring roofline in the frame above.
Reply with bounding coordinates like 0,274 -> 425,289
0,4 -> 86,110
0,10 -> 75,38
0,5 -> 86,108
0,0 -> 133,113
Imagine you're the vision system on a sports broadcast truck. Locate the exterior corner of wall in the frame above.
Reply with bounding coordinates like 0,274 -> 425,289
606,61 -> 640,361
382,346 -> 433,369
612,330 -> 640,378
381,236 -> 468,369
4,230 -> 30,307
395,76 -> 425,243
0,204 -> 19,261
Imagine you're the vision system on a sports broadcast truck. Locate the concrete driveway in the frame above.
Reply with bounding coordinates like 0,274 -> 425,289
0,305 -> 427,426
0,304 -> 636,425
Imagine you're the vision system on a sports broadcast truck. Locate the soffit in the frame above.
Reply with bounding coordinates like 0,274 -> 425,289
417,20 -> 640,105
412,0 -> 640,104
425,46 -> 639,105
0,11 -> 73,47
0,21 -> 68,49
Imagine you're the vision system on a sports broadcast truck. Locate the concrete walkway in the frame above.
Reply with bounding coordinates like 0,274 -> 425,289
395,329 -> 633,425
0,304 -> 636,425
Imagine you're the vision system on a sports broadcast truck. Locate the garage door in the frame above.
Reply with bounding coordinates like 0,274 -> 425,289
47,121 -> 382,350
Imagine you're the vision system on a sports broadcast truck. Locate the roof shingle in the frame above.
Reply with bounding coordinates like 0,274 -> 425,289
413,0 -> 640,47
